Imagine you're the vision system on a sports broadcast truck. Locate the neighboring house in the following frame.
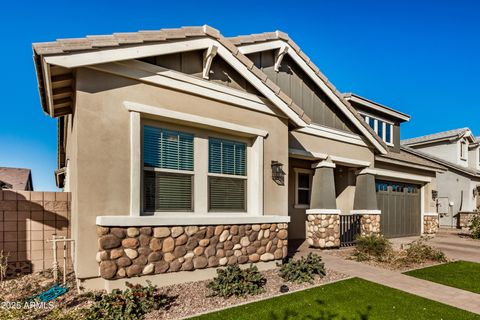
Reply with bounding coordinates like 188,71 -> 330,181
32,26 -> 442,290
402,129 -> 480,227
0,167 -> 33,190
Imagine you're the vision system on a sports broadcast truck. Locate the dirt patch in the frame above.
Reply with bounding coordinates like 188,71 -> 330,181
0,266 -> 348,320
0,269 -> 97,319
146,268 -> 349,320
327,242 -> 447,272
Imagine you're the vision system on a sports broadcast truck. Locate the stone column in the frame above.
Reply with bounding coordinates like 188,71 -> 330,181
306,161 -> 340,248
353,171 -> 381,236
424,213 -> 439,234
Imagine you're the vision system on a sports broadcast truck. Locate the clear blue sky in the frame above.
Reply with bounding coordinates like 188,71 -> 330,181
1,0 -> 479,191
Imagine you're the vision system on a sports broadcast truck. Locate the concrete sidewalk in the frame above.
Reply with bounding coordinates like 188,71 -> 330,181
318,252 -> 480,315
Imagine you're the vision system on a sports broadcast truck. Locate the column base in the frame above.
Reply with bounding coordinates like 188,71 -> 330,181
306,211 -> 340,249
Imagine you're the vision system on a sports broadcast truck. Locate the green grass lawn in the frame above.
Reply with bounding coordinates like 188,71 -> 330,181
404,260 -> 480,294
191,278 -> 479,320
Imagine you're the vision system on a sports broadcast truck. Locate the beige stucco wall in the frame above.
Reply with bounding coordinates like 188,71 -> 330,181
69,67 -> 289,279
289,131 -> 375,164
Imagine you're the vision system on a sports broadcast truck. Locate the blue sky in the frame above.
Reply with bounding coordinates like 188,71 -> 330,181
1,0 -> 479,191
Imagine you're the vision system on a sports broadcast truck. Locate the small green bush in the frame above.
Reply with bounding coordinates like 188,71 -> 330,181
469,213 -> 480,239
207,264 -> 266,297
354,235 -> 392,262
399,237 -> 447,265
279,253 -> 326,283
83,281 -> 171,320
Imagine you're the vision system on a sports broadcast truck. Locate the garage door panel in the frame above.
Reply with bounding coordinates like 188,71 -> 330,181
377,181 -> 421,238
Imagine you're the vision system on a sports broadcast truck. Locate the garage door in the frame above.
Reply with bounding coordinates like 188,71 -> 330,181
376,181 -> 421,238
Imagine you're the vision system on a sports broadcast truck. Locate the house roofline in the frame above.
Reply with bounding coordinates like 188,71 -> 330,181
343,93 -> 411,122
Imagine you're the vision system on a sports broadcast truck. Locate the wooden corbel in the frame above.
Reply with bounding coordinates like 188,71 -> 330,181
274,45 -> 289,72
202,45 -> 218,79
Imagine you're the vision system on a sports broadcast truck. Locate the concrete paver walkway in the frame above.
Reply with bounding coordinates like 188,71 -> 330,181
319,253 -> 480,314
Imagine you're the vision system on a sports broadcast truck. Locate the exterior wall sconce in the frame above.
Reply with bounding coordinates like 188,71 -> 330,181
271,161 -> 285,186
473,187 -> 479,198
432,190 -> 438,201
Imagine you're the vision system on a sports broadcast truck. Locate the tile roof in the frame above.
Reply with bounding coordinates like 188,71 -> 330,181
401,146 -> 480,177
376,148 -> 446,171
401,128 -> 470,146
33,26 -> 390,152
227,31 -> 388,151
33,26 -> 311,124
0,167 -> 32,190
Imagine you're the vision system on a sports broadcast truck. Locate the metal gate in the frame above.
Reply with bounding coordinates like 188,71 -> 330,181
340,214 -> 361,247
376,181 -> 421,238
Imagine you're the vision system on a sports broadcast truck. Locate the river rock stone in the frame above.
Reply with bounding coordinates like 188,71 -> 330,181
100,261 -> 117,279
171,227 -> 184,238
125,248 -> 138,259
162,237 -> 175,252
127,227 -> 139,237
155,261 -> 169,273
154,227 -> 170,238
122,238 -> 139,249
99,234 -> 121,250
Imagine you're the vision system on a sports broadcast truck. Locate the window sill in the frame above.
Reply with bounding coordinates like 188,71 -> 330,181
96,214 -> 290,226
294,204 -> 309,209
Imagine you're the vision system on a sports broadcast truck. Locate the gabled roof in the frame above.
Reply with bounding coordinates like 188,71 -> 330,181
343,93 -> 411,122
402,128 -> 475,146
401,146 -> 480,178
33,26 -> 310,127
376,148 -> 446,172
228,31 -> 388,154
0,167 -> 33,190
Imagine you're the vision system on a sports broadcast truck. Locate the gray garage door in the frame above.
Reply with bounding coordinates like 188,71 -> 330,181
376,181 -> 421,238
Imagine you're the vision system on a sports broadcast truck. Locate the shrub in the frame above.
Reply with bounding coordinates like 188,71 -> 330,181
469,213 -> 480,239
354,235 -> 392,262
399,237 -> 447,265
279,253 -> 326,283
83,281 -> 171,320
207,264 -> 266,297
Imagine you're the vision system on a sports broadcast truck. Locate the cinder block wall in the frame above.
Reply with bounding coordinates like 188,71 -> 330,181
0,190 -> 71,277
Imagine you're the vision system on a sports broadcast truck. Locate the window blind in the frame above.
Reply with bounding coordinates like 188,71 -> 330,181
144,171 -> 193,211
209,176 -> 246,211
143,126 -> 194,171
208,138 -> 246,176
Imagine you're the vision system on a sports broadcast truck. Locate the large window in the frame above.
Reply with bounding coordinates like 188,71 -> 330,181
208,138 -> 247,211
143,126 -> 194,212
362,114 -> 393,145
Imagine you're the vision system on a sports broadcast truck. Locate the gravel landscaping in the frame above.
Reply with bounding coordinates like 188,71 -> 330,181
145,267 -> 349,319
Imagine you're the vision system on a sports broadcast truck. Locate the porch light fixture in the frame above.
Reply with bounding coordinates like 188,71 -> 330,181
432,190 -> 438,201
271,161 -> 286,186
473,187 -> 479,198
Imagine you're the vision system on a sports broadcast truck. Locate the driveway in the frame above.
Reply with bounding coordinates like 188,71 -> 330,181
390,228 -> 480,263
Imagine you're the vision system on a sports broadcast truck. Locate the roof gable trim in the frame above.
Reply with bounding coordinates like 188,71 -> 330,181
236,40 -> 388,154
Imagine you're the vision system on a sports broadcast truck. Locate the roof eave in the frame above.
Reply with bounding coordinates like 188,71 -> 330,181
344,93 -> 411,122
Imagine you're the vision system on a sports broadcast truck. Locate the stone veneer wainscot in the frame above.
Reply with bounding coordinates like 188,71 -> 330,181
306,214 -> 340,248
96,223 -> 288,279
423,215 -> 439,234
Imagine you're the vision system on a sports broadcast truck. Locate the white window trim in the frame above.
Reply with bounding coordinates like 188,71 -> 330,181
361,112 -> 394,146
129,106 -> 265,218
294,168 -> 313,209
460,141 -> 468,161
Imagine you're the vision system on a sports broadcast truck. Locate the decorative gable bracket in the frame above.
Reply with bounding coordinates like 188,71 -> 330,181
274,45 -> 289,72
202,44 -> 218,79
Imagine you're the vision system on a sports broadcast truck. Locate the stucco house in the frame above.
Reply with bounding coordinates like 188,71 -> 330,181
402,128 -> 480,227
32,26 -> 443,290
